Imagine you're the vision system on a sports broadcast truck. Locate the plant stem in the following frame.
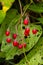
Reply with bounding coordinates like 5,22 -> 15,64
20,19 -> 29,65
22,0 -> 34,16
22,4 -> 31,16
15,0 -> 23,33
17,0 -> 29,64
23,47 -> 29,65
18,0 -> 23,15
21,37 -> 29,65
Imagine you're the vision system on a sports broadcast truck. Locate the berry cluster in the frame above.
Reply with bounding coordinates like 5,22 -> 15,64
5,31 -> 26,49
23,18 -> 38,37
5,18 -> 38,49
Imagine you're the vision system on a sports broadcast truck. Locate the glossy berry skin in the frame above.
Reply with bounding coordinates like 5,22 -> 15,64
25,28 -> 30,33
13,34 -> 17,39
5,31 -> 10,36
13,40 -> 19,47
32,29 -> 37,34
23,43 -> 26,48
18,44 -> 23,49
24,28 -> 30,36
23,19 -> 29,25
6,38 -> 11,43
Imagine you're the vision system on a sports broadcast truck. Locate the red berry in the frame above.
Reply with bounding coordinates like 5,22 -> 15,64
24,31 -> 29,36
23,43 -> 26,48
24,28 -> 30,36
18,44 -> 23,49
23,19 -> 29,25
5,31 -> 10,36
13,34 -> 17,39
32,29 -> 37,34
25,28 -> 30,33
6,38 -> 11,43
13,40 -> 19,47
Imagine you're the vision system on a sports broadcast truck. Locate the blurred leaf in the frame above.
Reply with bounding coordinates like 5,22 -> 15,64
23,3 -> 43,13
0,52 -> 5,58
1,24 -> 42,60
2,6 -> 9,13
0,10 -> 6,24
0,0 -> 15,7
23,4 -> 30,13
17,37 -> 43,65
28,3 -> 43,13
0,9 -> 18,43
38,18 -> 43,24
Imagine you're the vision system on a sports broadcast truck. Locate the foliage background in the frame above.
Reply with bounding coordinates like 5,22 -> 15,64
0,0 -> 43,65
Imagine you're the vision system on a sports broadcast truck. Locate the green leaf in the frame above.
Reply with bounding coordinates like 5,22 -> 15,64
23,4 -> 30,13
0,10 -> 6,24
0,9 -> 18,43
0,0 -> 15,7
38,18 -> 43,24
1,24 -> 42,60
0,52 -> 5,58
28,3 -> 43,13
17,37 -> 43,65
1,14 -> 20,60
23,3 -> 43,13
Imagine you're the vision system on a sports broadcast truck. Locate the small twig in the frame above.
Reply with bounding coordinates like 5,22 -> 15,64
21,38 -> 29,65
22,0 -> 33,16
15,0 -> 23,33
23,47 -> 29,65
15,15 -> 22,32
18,0 -> 23,15
22,4 -> 31,16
